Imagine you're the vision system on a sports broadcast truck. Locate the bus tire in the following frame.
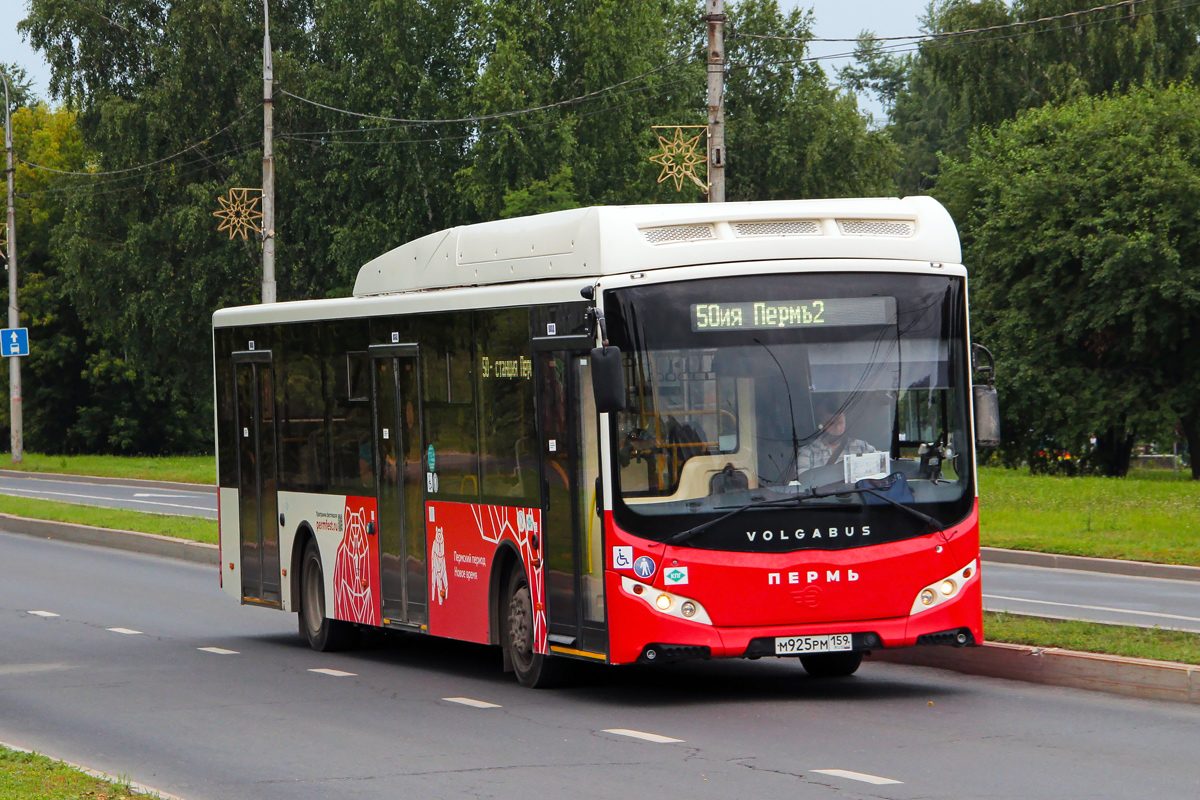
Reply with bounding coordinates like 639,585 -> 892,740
299,541 -> 357,652
503,568 -> 562,688
800,651 -> 863,678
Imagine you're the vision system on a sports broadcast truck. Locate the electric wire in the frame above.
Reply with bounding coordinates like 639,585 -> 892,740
727,0 -> 1200,73
278,48 -> 700,126
731,0 -> 1154,44
16,104 -> 259,177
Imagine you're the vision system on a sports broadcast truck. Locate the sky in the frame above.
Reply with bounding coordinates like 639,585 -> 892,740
1,0 -> 930,114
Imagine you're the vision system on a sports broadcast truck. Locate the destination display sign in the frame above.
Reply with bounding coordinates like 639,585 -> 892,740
691,297 -> 897,331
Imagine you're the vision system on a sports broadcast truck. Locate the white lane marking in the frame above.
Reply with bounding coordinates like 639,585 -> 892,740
198,647 -> 239,655
984,594 -> 1200,624
27,610 -> 60,617
308,668 -> 356,677
602,728 -> 684,744
107,627 -> 142,635
443,696 -> 501,708
0,485 -> 214,512
133,493 -> 199,499
812,769 -> 903,785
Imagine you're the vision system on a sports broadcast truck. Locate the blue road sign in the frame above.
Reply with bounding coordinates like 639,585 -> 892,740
1,328 -> 28,357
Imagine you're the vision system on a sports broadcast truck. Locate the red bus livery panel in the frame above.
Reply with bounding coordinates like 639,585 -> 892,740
332,497 -> 380,627
427,501 -> 545,652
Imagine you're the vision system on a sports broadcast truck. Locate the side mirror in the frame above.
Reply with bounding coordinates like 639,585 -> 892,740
590,346 -> 626,414
972,344 -> 1000,448
973,384 -> 1001,448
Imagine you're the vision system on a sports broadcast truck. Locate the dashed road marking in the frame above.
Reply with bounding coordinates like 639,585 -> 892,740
602,728 -> 684,744
198,647 -> 239,655
443,697 -> 501,708
812,769 -> 902,785
107,627 -> 142,635
27,610 -> 59,617
308,668 -> 356,677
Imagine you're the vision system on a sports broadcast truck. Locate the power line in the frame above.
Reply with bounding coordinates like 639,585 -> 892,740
17,104 -> 259,177
279,49 -> 700,126
731,0 -> 1154,45
728,0 -> 1200,73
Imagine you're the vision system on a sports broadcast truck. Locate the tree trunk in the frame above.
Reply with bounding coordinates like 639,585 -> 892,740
1093,421 -> 1137,477
1180,411 -> 1200,481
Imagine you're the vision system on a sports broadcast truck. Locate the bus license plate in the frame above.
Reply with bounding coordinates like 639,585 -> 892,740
775,634 -> 853,655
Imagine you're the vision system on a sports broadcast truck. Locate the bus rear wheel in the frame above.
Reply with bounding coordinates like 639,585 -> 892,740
299,541 -> 357,652
503,568 -> 562,688
800,651 -> 863,678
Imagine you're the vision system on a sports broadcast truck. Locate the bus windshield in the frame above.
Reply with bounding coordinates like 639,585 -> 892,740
604,272 -> 973,540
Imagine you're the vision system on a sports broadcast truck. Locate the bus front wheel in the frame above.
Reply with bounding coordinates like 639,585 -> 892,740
299,541 -> 357,652
503,568 -> 562,688
800,651 -> 863,678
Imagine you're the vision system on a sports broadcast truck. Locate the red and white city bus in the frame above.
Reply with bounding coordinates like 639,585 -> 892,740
213,197 -> 994,686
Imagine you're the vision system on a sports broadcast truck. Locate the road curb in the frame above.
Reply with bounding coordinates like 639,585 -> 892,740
0,468 -> 214,493
867,642 -> 1200,704
982,546 -> 1200,582
0,513 -> 219,566
0,738 -> 188,800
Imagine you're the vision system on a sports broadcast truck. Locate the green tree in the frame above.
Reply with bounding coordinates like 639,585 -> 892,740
936,84 -> 1200,477
848,0 -> 1200,192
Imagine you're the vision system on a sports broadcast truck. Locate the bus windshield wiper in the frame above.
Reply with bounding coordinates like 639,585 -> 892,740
800,483 -> 945,530
664,494 -> 803,547
664,483 -> 945,548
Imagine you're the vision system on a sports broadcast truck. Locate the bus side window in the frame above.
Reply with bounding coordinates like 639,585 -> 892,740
476,308 -> 538,502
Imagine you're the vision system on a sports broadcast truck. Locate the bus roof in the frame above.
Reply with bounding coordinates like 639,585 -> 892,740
352,196 -> 961,297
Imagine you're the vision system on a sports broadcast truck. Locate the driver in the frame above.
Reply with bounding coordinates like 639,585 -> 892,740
796,398 -> 876,475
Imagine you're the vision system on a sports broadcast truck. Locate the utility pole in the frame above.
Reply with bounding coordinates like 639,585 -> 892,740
2,73 -> 22,463
706,0 -> 726,202
261,1 -> 276,303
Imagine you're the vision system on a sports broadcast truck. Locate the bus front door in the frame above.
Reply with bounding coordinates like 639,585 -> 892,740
371,346 -> 427,627
233,351 -> 281,606
536,346 -> 607,659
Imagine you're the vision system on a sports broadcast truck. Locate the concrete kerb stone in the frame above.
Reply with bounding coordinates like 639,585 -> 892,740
982,546 -> 1200,582
867,642 -> 1200,705
0,513 -> 218,566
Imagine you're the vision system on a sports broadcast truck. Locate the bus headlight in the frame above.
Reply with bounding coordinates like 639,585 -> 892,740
621,577 -> 713,625
911,560 -> 977,615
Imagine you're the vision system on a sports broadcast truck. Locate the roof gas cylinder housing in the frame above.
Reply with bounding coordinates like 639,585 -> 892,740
351,197 -> 961,297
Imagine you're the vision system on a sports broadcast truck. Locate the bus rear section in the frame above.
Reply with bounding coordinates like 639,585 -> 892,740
212,198 -> 986,686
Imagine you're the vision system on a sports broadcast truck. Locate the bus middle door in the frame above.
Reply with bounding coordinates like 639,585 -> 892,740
534,339 -> 607,659
371,345 -> 427,628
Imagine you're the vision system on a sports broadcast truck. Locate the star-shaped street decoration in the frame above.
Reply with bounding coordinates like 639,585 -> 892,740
213,187 -> 264,241
649,125 -> 708,192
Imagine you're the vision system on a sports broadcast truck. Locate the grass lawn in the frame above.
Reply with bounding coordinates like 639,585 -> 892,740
0,746 -> 142,800
0,495 -> 216,544
978,467 -> 1200,566
984,611 -> 1200,666
0,452 -> 213,485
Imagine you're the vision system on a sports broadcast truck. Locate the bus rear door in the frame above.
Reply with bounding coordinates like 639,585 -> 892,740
232,349 -> 281,606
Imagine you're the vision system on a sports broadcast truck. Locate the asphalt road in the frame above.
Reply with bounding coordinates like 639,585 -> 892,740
3,532 -> 1200,800
983,562 -> 1200,632
0,474 -> 217,518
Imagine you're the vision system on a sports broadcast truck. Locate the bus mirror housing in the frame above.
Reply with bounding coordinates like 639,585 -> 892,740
973,384 -> 1000,448
590,346 -> 626,414
972,344 -> 1000,448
